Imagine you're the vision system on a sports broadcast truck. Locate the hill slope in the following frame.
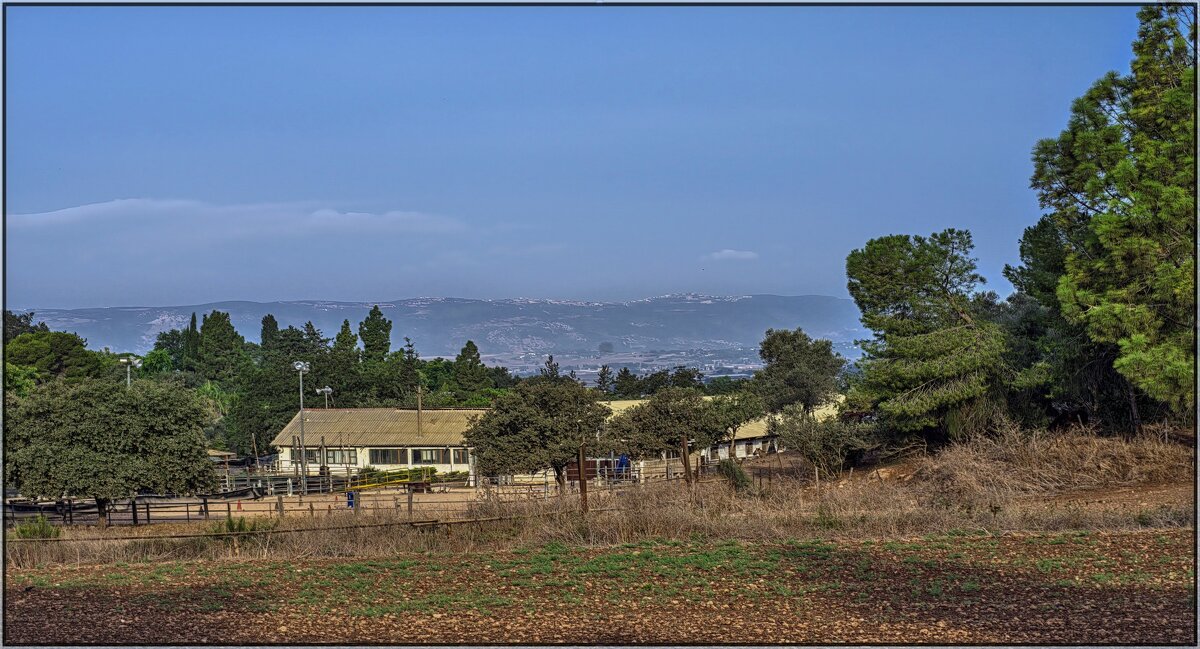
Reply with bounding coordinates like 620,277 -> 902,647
18,293 -> 866,360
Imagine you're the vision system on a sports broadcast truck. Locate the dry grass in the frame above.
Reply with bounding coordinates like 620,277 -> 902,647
6,426 -> 1193,568
912,423 -> 1194,506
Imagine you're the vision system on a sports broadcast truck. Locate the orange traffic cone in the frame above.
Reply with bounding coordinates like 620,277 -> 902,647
236,500 -> 242,511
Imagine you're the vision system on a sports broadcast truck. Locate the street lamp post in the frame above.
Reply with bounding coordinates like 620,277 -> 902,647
294,361 -> 311,495
118,357 -> 142,389
316,386 -> 333,409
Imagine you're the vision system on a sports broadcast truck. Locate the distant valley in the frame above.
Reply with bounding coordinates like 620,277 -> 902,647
17,294 -> 866,375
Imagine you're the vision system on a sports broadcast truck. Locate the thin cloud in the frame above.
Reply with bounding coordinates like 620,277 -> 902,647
8,199 -> 467,239
705,249 -> 760,261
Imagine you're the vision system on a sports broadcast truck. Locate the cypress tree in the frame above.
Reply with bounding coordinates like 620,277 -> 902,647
358,305 -> 392,364
260,314 -> 279,351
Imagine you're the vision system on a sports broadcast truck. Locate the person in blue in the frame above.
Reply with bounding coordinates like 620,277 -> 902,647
616,454 -> 631,482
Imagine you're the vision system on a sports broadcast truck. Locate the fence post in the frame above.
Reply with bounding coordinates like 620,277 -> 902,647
67,499 -> 74,525
202,496 -> 210,520
186,503 -> 191,522
309,502 -> 314,517
277,496 -> 285,518
145,502 -> 151,523
407,490 -> 414,519
226,502 -> 232,520
578,445 -> 589,514
132,499 -> 139,526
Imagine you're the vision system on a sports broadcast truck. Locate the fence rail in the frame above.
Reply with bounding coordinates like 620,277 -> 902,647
2,473 -> 700,529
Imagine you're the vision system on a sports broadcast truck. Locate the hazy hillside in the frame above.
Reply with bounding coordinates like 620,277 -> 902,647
18,293 -> 866,358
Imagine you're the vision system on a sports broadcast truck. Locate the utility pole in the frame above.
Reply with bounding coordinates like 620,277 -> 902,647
416,384 -> 423,437
294,361 -> 311,496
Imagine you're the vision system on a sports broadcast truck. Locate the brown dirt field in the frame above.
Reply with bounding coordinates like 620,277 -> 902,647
5,528 -> 1194,645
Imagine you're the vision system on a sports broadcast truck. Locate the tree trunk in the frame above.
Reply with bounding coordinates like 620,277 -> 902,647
553,465 -> 566,496
680,435 -> 693,486
95,498 -> 109,528
1125,380 -> 1142,436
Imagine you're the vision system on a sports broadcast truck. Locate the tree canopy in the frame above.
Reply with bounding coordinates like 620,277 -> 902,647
5,379 -> 217,518
1027,4 -> 1195,413
751,328 -> 844,414
464,380 -> 611,487
846,229 -> 1007,436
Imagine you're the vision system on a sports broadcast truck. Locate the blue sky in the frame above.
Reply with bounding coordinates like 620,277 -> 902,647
5,5 -> 1140,309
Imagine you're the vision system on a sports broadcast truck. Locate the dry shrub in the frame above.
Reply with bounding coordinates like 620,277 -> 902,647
912,423 -> 1194,508
7,427 -> 1193,568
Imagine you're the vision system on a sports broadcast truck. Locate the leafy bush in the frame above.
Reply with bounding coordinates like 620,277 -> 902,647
210,515 -> 274,537
716,460 -> 752,493
769,406 -> 876,477
14,514 -> 61,539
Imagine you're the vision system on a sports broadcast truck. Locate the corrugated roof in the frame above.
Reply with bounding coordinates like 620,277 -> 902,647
270,398 -> 839,449
270,408 -> 488,448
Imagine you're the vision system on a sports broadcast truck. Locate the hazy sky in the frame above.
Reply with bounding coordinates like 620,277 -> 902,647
5,5 -> 1140,309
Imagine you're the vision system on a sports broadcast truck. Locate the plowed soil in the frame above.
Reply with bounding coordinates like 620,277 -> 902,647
5,528 -> 1195,645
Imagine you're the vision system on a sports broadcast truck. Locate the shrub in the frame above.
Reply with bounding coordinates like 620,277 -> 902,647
716,460 -> 752,493
769,406 -> 876,476
210,516 -> 274,537
14,514 -> 61,539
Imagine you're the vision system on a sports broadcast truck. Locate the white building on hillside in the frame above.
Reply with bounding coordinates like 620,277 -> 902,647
271,408 -> 483,480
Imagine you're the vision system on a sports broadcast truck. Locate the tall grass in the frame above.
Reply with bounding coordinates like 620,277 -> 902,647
6,426 -> 1192,569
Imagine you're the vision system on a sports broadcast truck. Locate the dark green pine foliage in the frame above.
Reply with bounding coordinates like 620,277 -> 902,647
225,324 -> 331,455
4,331 -> 104,382
260,314 -> 280,351
595,365 -> 615,396
197,311 -> 246,384
613,367 -> 640,398
453,340 -> 493,395
1000,220 -> 1146,431
182,313 -> 201,372
4,310 -> 49,343
326,319 -> 362,404
1029,5 -> 1195,414
358,305 -> 392,364
153,329 -> 188,370
845,229 -> 1007,436
538,355 -> 560,381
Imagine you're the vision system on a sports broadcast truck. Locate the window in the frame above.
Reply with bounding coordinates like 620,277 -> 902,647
326,449 -> 357,465
452,448 -> 469,465
413,448 -> 450,464
369,448 -> 407,465
302,449 -> 320,464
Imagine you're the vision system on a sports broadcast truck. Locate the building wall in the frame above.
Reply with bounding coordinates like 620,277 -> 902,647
281,446 -> 474,480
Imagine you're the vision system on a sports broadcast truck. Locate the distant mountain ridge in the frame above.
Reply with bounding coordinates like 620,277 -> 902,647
16,293 -> 867,358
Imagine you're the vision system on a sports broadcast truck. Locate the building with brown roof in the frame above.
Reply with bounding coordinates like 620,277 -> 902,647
270,408 -> 485,479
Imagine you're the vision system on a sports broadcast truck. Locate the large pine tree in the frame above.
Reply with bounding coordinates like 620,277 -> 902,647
1029,5 -> 1195,414
846,229 -> 1006,436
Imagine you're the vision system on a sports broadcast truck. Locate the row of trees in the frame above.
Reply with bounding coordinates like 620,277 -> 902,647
466,328 -> 848,485
832,5 -> 1194,460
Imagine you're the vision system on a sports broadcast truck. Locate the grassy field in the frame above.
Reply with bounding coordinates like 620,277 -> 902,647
6,429 -> 1194,644
5,528 -> 1194,644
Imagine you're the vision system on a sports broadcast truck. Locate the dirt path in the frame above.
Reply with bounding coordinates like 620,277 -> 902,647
6,528 -> 1194,644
